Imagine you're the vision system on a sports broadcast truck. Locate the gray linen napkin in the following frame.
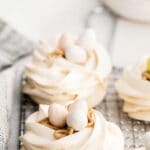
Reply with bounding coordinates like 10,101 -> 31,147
0,19 -> 34,150
0,69 -> 12,150
0,20 -> 33,71
6,61 -> 25,150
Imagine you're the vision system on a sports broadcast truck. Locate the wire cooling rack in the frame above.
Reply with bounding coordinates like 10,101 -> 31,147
19,68 -> 150,150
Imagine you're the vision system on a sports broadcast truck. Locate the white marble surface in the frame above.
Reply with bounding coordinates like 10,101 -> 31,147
0,0 -> 149,67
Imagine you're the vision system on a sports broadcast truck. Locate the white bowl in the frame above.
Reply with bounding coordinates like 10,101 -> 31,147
101,0 -> 150,23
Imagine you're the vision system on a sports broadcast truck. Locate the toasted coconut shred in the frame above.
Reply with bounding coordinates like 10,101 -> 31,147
142,71 -> 150,81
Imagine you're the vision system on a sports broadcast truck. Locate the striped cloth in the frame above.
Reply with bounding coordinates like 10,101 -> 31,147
0,19 -> 34,150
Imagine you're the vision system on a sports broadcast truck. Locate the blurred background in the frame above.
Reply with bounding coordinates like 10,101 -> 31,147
0,0 -> 150,66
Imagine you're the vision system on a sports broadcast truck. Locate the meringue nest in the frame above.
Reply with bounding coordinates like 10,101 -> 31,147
39,108 -> 95,139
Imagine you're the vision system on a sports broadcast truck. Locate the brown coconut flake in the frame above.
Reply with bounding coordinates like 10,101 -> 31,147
142,71 -> 150,81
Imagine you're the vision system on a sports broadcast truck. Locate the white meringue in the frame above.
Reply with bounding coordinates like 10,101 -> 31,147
48,103 -> 68,128
23,29 -> 112,107
20,104 -> 124,150
116,56 -> 150,121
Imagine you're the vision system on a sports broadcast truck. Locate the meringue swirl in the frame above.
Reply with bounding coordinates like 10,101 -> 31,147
23,29 -> 111,107
116,57 -> 150,121
20,105 -> 124,150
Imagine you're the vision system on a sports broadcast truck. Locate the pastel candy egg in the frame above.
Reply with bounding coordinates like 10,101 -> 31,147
68,99 -> 88,113
58,33 -> 74,50
65,45 -> 87,64
66,110 -> 88,131
48,103 -> 68,128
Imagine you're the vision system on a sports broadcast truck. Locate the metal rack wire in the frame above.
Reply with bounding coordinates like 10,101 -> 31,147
19,68 -> 150,150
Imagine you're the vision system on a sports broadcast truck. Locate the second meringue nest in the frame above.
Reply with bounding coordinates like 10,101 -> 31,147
23,30 -> 112,107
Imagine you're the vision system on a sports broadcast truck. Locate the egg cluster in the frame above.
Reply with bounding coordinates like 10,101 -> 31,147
47,100 -> 91,133
57,29 -> 98,65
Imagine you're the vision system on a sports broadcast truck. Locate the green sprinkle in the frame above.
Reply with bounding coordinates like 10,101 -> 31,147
147,58 -> 150,72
